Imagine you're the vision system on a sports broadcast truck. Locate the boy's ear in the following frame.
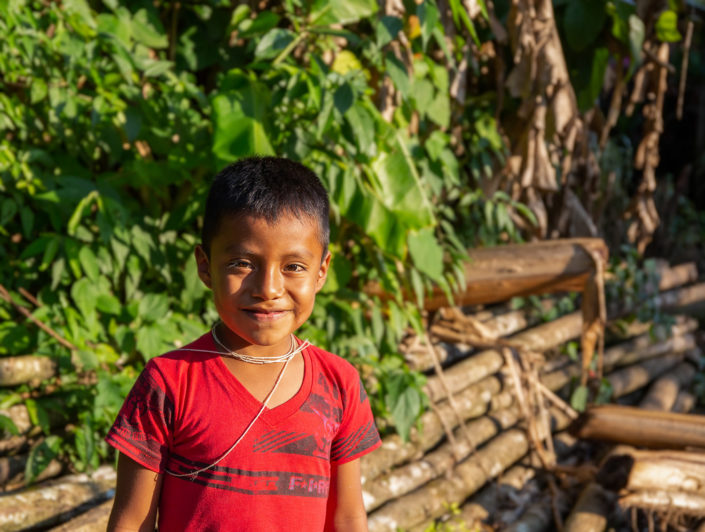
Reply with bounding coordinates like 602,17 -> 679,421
315,251 -> 332,293
194,245 -> 212,289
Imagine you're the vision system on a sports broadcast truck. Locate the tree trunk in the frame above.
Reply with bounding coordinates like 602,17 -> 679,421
0,355 -> 56,387
598,449 -> 705,496
47,498 -> 113,532
363,406 -> 521,511
563,482 -> 613,532
571,405 -> 705,449
425,311 -> 583,402
367,429 -> 530,532
639,362 -> 696,411
0,466 -> 115,531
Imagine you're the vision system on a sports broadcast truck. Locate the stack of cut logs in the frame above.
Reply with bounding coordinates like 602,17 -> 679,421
0,247 -> 703,531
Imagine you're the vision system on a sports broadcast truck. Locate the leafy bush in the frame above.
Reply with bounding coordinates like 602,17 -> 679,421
0,0 -> 515,473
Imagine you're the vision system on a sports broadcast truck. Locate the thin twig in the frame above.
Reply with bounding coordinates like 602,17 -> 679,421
18,287 -> 41,307
0,283 -> 77,352
676,17 -> 694,121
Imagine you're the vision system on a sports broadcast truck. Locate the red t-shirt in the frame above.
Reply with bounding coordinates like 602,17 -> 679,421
106,333 -> 381,531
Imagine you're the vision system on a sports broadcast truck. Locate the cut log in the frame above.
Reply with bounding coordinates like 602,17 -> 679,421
0,466 -> 115,531
0,355 -> 56,387
48,498 -> 113,532
360,377 -> 512,482
656,262 -> 698,291
540,319 -> 696,392
425,311 -> 583,402
598,449 -> 705,496
571,404 -> 705,449
618,489 -> 705,517
563,482 -> 612,532
654,282 -> 705,311
455,464 -> 536,527
639,361 -> 695,411
366,239 -> 608,310
362,406 -> 521,511
367,429 -> 530,532
673,391 -> 696,413
0,404 -> 31,434
606,352 -> 683,398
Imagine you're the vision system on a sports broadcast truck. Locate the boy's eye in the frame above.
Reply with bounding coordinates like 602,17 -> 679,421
228,260 -> 253,270
286,264 -> 306,272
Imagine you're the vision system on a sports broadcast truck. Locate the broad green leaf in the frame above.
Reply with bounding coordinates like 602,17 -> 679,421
130,8 -> 168,49
344,102 -> 376,156
655,10 -> 681,42
333,83 -> 354,115
309,0 -> 378,26
71,277 -> 97,320
332,50 -> 364,76
96,293 -> 122,315
417,1 -> 440,50
78,245 -> 100,281
237,11 -> 280,38
25,398 -> 51,435
369,142 -> 435,229
376,16 -> 402,47
254,28 -> 295,60
570,385 -> 589,412
389,386 -> 421,441
212,73 -> 275,165
408,227 -> 444,281
1,198 -> 17,226
138,293 -> 170,321
0,414 -> 19,436
577,47 -> 609,111
142,60 -> 173,77
30,78 -> 48,103
427,92 -> 450,129
564,0 -> 607,51
25,435 -> 61,484
384,53 -> 410,97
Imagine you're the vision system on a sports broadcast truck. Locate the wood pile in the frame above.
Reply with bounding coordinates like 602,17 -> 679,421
0,245 -> 703,531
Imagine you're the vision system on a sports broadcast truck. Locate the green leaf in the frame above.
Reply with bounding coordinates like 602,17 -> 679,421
0,414 -> 19,436
564,0 -> 607,51
130,8 -> 168,49
384,53 -> 410,97
67,190 -> 98,237
212,72 -> 275,164
25,435 -> 62,484
71,277 -> 97,320
20,206 -> 34,237
408,228 -> 444,281
254,28 -> 295,60
1,198 -> 17,226
78,245 -> 100,282
417,1 -> 439,50
138,293 -> 169,321
389,385 -> 421,441
96,293 -> 122,315
31,78 -> 48,103
655,10 -> 681,42
309,0 -> 378,26
142,60 -> 173,77
427,92 -> 450,129
25,398 -> 51,435
333,83 -> 354,115
376,16 -> 402,47
237,11 -> 280,38
570,385 -> 589,412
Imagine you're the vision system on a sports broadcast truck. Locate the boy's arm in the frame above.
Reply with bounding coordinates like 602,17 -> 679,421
107,453 -> 163,532
327,458 -> 369,532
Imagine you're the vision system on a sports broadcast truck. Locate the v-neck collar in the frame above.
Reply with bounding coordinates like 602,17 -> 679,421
209,335 -> 313,426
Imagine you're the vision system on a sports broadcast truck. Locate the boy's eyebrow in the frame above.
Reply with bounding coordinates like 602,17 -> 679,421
222,245 -> 316,260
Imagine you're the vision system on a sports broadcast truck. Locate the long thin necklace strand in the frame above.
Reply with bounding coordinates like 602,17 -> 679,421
165,328 -> 310,479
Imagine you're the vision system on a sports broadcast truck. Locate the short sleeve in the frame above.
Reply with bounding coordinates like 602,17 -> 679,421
330,374 -> 381,464
105,361 -> 174,473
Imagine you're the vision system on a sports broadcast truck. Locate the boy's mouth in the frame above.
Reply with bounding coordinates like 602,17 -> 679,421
243,308 -> 289,321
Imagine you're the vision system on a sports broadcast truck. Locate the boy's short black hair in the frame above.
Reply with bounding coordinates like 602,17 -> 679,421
201,156 -> 330,257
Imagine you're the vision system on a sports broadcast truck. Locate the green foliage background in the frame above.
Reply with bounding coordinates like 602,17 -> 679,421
0,0 -> 697,477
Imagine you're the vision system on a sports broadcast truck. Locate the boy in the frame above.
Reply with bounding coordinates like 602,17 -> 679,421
106,157 -> 381,531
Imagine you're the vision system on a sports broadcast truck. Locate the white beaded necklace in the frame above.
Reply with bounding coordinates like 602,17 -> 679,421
211,324 -> 301,364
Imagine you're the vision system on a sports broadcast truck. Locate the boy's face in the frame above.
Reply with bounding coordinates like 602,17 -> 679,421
195,212 -> 330,356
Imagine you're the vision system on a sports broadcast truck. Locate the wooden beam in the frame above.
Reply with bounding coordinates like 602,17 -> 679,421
571,405 -> 705,450
365,238 -> 608,310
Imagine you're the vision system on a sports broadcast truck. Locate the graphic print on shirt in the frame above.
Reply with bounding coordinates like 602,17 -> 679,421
167,452 -> 330,497
107,369 -> 173,465
252,373 -> 342,459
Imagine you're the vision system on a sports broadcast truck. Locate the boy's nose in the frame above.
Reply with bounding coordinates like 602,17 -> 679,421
252,266 -> 285,300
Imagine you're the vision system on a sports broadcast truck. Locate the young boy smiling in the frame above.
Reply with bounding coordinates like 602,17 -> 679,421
106,157 -> 381,531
